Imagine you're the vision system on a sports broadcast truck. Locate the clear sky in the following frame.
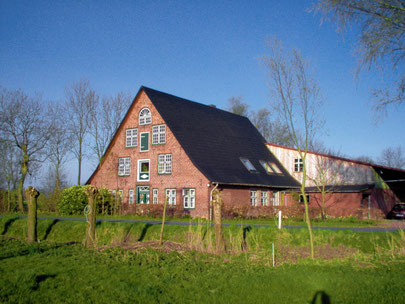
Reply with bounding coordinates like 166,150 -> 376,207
1,0 -> 404,184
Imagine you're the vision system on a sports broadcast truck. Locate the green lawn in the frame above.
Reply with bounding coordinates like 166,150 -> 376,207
1,215 -> 405,303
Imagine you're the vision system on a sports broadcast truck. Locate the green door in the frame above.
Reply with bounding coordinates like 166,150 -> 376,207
140,132 -> 149,152
137,186 -> 150,204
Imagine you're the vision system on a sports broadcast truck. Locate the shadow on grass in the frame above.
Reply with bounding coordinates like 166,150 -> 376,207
0,241 -> 78,261
311,291 -> 331,304
242,225 -> 252,251
42,219 -> 59,241
32,274 -> 57,291
1,217 -> 18,235
138,223 -> 153,241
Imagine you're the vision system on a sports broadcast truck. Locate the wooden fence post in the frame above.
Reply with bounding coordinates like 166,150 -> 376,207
84,185 -> 98,248
25,187 -> 39,243
212,189 -> 225,254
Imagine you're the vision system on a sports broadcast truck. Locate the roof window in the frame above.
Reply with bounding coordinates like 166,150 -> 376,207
240,158 -> 257,172
260,160 -> 282,174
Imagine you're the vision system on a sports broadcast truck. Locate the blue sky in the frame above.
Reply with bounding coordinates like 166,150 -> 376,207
1,0 -> 404,184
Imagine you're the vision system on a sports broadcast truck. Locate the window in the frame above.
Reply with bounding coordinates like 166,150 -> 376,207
250,190 -> 258,206
158,154 -> 172,174
140,132 -> 149,152
139,108 -> 151,125
260,160 -> 283,174
273,192 -> 280,206
152,124 -> 166,145
118,157 -> 131,176
240,158 -> 257,172
128,189 -> 134,204
183,189 -> 195,209
261,191 -> 268,206
294,158 -> 303,172
126,129 -> 138,148
153,189 -> 158,204
118,190 -> 123,202
137,159 -> 150,181
299,194 -> 310,204
137,186 -> 150,204
165,189 -> 176,205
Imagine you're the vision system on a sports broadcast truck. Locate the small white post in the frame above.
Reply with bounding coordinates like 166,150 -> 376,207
278,210 -> 282,229
272,242 -> 275,267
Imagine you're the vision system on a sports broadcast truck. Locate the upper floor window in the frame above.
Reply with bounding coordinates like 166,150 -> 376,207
118,157 -> 131,176
240,158 -> 257,172
139,107 -> 152,125
158,154 -> 172,174
294,158 -> 303,172
152,124 -> 166,145
126,128 -> 138,147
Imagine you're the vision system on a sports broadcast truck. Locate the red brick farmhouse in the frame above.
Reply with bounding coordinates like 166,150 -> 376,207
87,86 -> 299,218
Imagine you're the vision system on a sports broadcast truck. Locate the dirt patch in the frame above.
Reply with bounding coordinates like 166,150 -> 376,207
273,243 -> 358,264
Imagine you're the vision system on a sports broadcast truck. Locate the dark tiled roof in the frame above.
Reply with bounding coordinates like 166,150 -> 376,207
142,86 -> 300,188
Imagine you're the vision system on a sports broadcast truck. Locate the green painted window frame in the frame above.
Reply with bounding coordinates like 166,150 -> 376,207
136,185 -> 150,204
140,132 -> 149,152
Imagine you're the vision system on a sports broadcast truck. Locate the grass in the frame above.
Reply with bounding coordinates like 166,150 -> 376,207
1,215 -> 405,303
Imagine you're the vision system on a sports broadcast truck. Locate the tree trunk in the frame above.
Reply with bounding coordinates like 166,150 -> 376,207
212,189 -> 225,254
17,151 -> 29,212
85,186 -> 98,248
77,139 -> 82,185
301,171 -> 314,259
159,196 -> 168,245
7,181 -> 11,212
321,190 -> 326,221
25,187 -> 39,243
55,162 -> 60,193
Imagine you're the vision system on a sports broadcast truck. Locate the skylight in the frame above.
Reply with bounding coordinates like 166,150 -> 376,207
260,160 -> 282,174
240,158 -> 257,172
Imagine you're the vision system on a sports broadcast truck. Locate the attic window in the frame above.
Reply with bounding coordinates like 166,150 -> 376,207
240,158 -> 257,172
139,108 -> 152,125
260,160 -> 282,174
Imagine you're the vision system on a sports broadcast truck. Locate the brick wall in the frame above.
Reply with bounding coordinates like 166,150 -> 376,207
88,90 -> 211,218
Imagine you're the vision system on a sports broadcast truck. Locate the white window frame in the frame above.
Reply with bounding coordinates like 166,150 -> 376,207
152,124 -> 166,145
261,191 -> 268,206
125,128 -> 138,148
118,157 -> 131,176
165,189 -> 176,205
294,158 -> 303,172
128,189 -> 134,204
299,194 -> 310,204
183,188 -> 195,209
158,154 -> 172,174
139,107 -> 152,125
137,159 -> 150,182
250,190 -> 258,206
152,189 -> 158,204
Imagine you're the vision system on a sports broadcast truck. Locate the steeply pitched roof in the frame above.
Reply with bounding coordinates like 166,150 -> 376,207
142,86 -> 299,188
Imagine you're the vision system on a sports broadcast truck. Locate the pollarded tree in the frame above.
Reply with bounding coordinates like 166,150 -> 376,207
262,38 -> 324,258
315,0 -> 405,113
65,80 -> 97,185
0,88 -> 52,211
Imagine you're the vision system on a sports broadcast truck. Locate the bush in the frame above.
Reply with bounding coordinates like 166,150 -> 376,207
57,185 -> 88,215
58,186 -> 114,215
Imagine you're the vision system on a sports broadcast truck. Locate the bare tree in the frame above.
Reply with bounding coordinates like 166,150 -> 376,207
89,92 -> 131,164
354,155 -> 375,164
261,38 -> 324,258
226,96 -> 250,117
65,80 -> 97,185
0,139 -> 21,211
378,146 -> 405,168
48,105 -> 72,193
0,88 -> 52,211
315,0 -> 405,113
